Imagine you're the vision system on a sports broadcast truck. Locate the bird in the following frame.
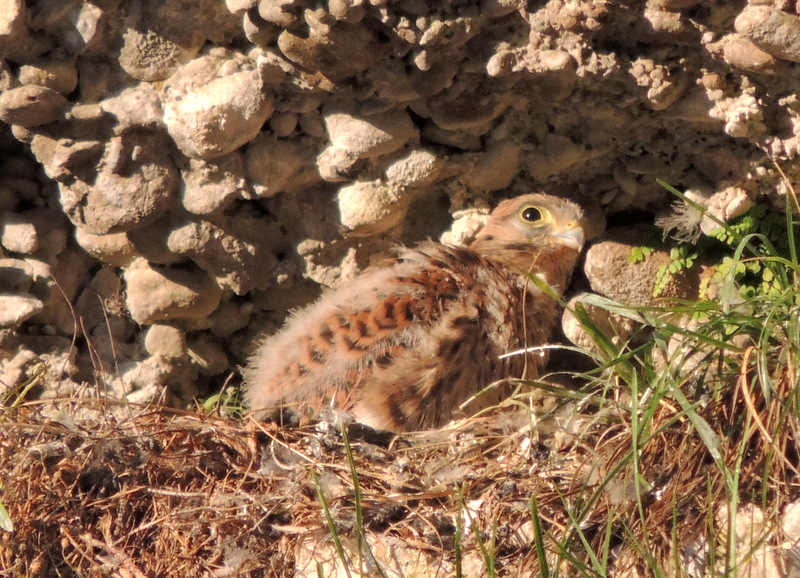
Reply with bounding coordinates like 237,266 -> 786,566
242,193 -> 586,432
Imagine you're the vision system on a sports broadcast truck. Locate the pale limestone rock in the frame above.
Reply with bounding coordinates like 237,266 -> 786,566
710,92 -> 765,139
209,299 -> 254,338
57,131 -> 178,234
74,229 -> 137,267
0,349 -> 38,393
161,51 -> 274,159
125,216 -> 185,266
384,148 -> 444,190
465,140 -> 521,192
166,216 -> 278,295
29,135 -> 105,182
629,57 -> 687,111
245,135 -> 320,197
123,258 -> 222,324
18,60 -> 79,95
337,179 -> 409,235
694,187 -> 753,235
258,0 -> 300,28
277,21 -> 389,81
0,213 -> 38,254
735,5 -> 800,63
144,324 -> 188,360
0,0 -> 46,62
118,0 -> 206,82
100,83 -> 165,133
120,27 -> 203,82
525,134 -> 599,181
714,504 -> 779,578
69,2 -> 105,53
719,34 -> 781,74
0,85 -> 67,127
783,499 -> 800,541
243,8 -> 281,46
324,107 -> 418,160
294,532 -> 485,578
0,0 -> 26,49
584,230 -> 701,306
0,294 -> 44,327
427,83 -> 508,131
268,111 -> 298,137
226,0 -> 256,14
181,154 -> 250,215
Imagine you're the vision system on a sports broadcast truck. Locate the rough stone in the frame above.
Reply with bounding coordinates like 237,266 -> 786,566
0,85 -> 68,127
3,0 -> 800,440
584,233 -> 702,307
117,0 -> 208,82
123,258 -> 223,324
57,131 -> 178,234
18,60 -> 79,95
29,136 -> 104,182
735,5 -> 800,63
277,21 -> 390,81
0,213 -> 38,254
720,34 -> 781,74
324,107 -> 418,160
0,0 -> 46,62
383,148 -> 445,190
74,228 -> 137,267
226,0 -> 256,14
525,134 -> 604,181
166,215 -> 278,295
125,216 -> 185,265
244,135 -> 321,197
181,154 -> 250,215
337,179 -> 413,235
161,51 -> 275,159
629,57 -> 687,111
68,2 -> 106,54
464,140 -> 521,192
783,500 -> 800,541
258,0 -> 301,29
144,324 -> 188,360
209,298 -> 254,338
0,294 -> 44,327
427,83 -> 509,131
100,83 -> 165,133
74,266 -> 132,342
243,8 -> 281,46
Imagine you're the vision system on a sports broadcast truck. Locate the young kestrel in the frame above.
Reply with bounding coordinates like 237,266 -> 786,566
243,193 -> 585,432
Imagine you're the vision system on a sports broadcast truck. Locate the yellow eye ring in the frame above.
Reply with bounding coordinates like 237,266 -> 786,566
519,205 -> 551,224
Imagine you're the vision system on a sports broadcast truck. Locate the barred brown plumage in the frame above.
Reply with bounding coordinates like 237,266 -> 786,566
243,193 -> 585,432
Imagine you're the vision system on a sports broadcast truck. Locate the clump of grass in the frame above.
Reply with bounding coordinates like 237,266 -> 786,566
535,179 -> 800,574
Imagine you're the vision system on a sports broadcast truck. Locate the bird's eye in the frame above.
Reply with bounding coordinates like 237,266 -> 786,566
521,206 -> 543,222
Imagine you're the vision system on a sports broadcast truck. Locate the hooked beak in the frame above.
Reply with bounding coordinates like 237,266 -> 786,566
554,223 -> 585,250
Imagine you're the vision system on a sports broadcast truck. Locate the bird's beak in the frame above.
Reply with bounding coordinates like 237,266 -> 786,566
554,222 -> 585,250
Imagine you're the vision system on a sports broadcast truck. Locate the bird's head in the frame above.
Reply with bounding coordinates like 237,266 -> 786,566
469,193 -> 586,289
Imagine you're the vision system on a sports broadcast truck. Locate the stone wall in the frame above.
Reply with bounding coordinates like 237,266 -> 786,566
0,0 -> 798,409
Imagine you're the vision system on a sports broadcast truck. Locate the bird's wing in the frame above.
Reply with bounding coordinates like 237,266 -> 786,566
242,244 -> 483,419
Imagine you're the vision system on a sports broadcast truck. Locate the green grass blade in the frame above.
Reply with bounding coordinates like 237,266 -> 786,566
311,467 -> 354,578
530,495 -> 550,577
